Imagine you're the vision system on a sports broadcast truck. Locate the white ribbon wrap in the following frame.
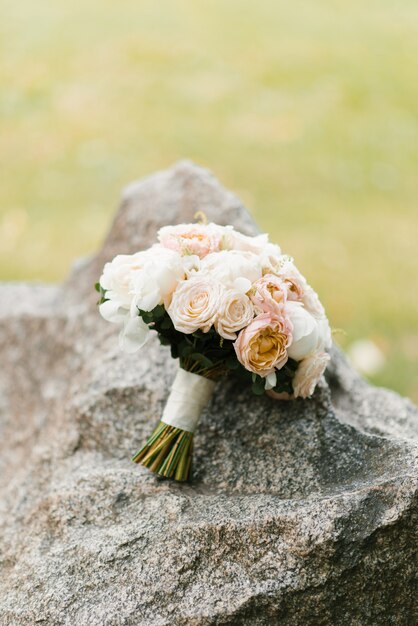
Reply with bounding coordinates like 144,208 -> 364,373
161,369 -> 216,433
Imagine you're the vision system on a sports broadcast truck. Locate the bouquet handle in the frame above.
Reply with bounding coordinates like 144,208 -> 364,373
132,369 -> 216,481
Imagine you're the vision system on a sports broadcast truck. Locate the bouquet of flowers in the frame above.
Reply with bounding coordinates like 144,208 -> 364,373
97,220 -> 331,481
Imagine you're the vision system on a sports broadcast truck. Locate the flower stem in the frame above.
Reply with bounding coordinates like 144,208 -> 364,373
132,422 -> 194,482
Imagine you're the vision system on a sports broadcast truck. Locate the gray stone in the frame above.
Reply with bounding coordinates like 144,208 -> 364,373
0,161 -> 417,626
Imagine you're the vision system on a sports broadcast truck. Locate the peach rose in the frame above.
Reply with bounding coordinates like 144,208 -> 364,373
275,259 -> 306,302
234,312 -> 292,377
168,277 -> 222,333
250,274 -> 287,315
275,259 -> 328,320
158,223 -> 222,259
215,290 -> 255,340
292,351 -> 330,398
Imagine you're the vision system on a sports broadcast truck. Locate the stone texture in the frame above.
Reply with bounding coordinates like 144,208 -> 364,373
0,161 -> 417,626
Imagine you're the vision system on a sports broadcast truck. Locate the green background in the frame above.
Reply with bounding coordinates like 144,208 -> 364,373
1,0 -> 417,401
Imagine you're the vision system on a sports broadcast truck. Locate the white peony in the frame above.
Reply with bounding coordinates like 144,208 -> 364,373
215,290 -> 255,340
317,317 -> 332,352
129,246 -> 187,313
286,300 -> 332,361
118,316 -> 150,354
99,299 -> 130,325
293,351 -> 330,398
221,225 -> 281,258
99,253 -> 146,321
286,301 -> 319,361
302,284 -> 327,319
168,277 -> 223,334
99,246 -> 190,352
199,250 -> 262,294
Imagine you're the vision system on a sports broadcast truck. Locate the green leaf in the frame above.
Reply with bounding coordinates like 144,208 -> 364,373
94,282 -> 101,293
230,363 -> 252,383
152,304 -> 165,320
273,378 -> 292,394
191,353 -> 214,368
160,316 -> 173,330
251,375 -> 266,395
180,344 -> 194,357
226,356 -> 239,370
252,382 -> 265,395
283,366 -> 296,379
192,328 -> 216,341
138,309 -> 154,324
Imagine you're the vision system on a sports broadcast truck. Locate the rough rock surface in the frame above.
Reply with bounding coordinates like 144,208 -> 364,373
0,161 -> 417,626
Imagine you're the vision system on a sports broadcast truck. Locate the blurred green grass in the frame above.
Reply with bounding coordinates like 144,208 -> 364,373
0,0 -> 417,401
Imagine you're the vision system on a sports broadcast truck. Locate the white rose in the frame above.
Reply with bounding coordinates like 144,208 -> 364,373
118,316 -> 150,354
293,351 -> 330,398
199,250 -> 262,293
286,301 -> 319,361
215,290 -> 255,340
168,277 -> 222,334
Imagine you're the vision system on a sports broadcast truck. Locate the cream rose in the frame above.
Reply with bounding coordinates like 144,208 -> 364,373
215,290 -> 255,340
234,312 -> 292,377
158,223 -> 222,259
250,274 -> 287,315
293,351 -> 330,398
168,277 -> 222,334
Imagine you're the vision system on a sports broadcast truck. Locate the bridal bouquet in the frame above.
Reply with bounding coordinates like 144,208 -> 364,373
97,221 -> 331,481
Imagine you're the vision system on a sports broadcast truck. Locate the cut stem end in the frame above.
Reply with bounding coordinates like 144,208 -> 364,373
132,421 -> 194,482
